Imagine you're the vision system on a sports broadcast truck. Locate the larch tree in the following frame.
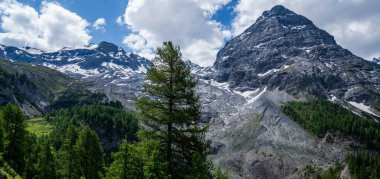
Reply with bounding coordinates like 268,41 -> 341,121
2,104 -> 27,174
75,126 -> 105,179
59,125 -> 80,179
136,41 -> 210,178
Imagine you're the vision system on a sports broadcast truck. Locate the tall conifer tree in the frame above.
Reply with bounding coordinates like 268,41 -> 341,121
2,104 -> 27,173
136,41 -> 209,178
75,126 -> 105,179
59,125 -> 80,179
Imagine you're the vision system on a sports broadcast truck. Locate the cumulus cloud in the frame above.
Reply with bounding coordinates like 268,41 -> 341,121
0,0 -> 91,51
121,0 -> 231,66
116,15 -> 123,26
92,18 -> 106,31
232,0 -> 380,60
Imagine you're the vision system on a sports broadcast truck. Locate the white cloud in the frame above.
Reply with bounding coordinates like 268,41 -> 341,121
122,0 -> 231,66
232,0 -> 380,60
193,0 -> 231,16
116,15 -> 123,26
92,17 -> 106,31
0,0 -> 91,51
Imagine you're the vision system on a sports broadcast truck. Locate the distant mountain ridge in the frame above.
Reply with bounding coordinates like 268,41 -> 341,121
0,41 -> 150,79
0,41 -> 151,107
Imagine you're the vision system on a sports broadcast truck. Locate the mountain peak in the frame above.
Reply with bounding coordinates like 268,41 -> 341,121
263,5 -> 296,18
97,41 -> 121,53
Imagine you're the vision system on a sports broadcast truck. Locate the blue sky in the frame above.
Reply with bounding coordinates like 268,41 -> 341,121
11,0 -> 133,48
3,0 -> 237,51
0,0 -> 379,66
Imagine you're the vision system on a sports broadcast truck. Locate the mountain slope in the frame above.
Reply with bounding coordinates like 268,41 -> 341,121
0,59 -> 108,116
0,41 -> 150,108
0,59 -> 72,116
196,5 -> 380,178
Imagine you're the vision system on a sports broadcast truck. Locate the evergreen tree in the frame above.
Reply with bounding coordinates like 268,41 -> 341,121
75,126 -> 105,179
1,104 -> 27,173
107,140 -> 144,179
214,166 -> 228,179
23,135 -> 39,179
136,41 -> 209,178
186,151 -> 213,179
59,125 -> 81,179
0,110 -> 4,155
143,147 -> 167,179
37,139 -> 56,179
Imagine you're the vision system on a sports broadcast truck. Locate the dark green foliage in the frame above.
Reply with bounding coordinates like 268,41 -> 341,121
186,152 -> 213,179
23,135 -> 40,179
143,146 -> 167,179
47,88 -> 109,111
283,100 -> 380,179
75,126 -> 105,179
1,104 -> 27,173
282,100 -> 380,148
37,139 -> 56,179
348,150 -> 380,179
47,105 -> 139,160
107,140 -> 144,179
315,167 -> 340,179
0,110 -> 4,155
214,166 -> 228,179
136,41 -> 210,178
58,125 -> 81,179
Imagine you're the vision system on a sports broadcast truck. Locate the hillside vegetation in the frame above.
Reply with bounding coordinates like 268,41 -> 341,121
0,59 -> 109,116
282,100 -> 380,178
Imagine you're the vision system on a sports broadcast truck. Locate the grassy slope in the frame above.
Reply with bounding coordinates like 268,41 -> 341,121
26,117 -> 54,137
0,59 -> 72,99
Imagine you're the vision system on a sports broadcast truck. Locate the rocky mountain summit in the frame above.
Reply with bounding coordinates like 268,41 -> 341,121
213,5 -> 380,108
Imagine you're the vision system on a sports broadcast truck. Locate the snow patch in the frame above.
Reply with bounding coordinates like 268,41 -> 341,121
136,65 -> 147,73
56,64 -> 99,77
349,101 -> 379,117
234,88 -> 260,98
210,80 -> 230,92
23,47 -> 45,55
222,56 -> 229,60
328,95 -> 338,102
247,87 -> 267,104
258,65 -> 290,77
291,25 -> 306,30
325,62 -> 333,68
254,42 -> 266,48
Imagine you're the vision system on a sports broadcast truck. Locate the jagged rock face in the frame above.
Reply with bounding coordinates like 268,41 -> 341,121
213,5 -> 380,106
374,57 -> 380,64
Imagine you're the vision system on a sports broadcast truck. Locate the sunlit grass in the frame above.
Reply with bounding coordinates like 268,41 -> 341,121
27,117 -> 54,137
